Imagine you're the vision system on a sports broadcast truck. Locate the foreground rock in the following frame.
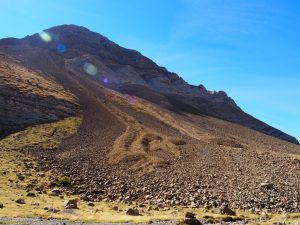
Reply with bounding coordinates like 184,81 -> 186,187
126,208 -> 140,216
64,199 -> 78,209
184,212 -> 203,225
15,198 -> 25,204
220,205 -> 236,216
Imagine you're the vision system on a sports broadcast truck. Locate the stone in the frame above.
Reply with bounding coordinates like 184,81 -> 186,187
126,208 -> 140,216
87,202 -> 95,206
260,182 -> 274,189
185,212 -> 196,218
0,202 -> 4,208
220,205 -> 236,216
184,218 -> 203,225
17,173 -> 25,181
64,199 -> 78,209
15,198 -> 26,204
46,207 -> 60,213
50,188 -> 61,196
112,206 -> 119,211
27,192 -> 36,197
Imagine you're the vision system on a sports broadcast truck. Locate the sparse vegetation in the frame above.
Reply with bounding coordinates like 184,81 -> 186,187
0,117 -> 81,151
58,176 -> 72,186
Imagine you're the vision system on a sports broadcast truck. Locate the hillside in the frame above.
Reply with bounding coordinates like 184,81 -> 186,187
0,25 -> 298,144
0,25 -> 299,219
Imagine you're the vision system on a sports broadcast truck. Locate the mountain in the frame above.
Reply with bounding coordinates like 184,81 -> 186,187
0,25 -> 299,213
1,24 -> 297,144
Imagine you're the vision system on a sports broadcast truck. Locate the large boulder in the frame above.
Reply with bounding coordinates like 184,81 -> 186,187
15,198 -> 26,204
220,205 -> 236,216
184,212 -> 203,225
64,199 -> 78,209
126,208 -> 140,216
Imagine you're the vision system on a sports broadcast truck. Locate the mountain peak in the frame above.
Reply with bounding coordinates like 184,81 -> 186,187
0,24 -> 298,144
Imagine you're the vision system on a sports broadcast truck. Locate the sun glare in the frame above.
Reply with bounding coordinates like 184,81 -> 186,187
39,31 -> 52,42
83,63 -> 97,76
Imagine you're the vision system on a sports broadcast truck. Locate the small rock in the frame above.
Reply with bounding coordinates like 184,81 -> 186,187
17,173 -> 25,181
87,202 -> 95,206
15,198 -> 26,204
0,202 -> 4,208
260,182 -> 274,189
27,192 -> 36,197
220,205 -> 236,216
46,207 -> 60,213
64,199 -> 78,209
112,206 -> 119,211
184,218 -> 203,225
50,189 -> 61,196
185,212 -> 196,218
126,208 -> 140,216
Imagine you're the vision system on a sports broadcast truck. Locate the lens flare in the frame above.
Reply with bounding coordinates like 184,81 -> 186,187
83,63 -> 97,76
103,78 -> 109,84
56,43 -> 66,53
39,31 -> 52,42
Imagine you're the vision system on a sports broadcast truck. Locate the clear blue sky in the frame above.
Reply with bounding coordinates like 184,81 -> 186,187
0,0 -> 299,141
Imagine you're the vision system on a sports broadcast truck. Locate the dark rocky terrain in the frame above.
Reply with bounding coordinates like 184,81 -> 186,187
0,25 -> 299,215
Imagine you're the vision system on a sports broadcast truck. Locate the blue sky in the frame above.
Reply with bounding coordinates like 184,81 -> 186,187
0,0 -> 299,141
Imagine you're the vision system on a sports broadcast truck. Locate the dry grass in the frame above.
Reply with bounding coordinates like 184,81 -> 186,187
0,117 -> 81,151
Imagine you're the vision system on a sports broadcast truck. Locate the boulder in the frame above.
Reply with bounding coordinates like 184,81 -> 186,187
220,205 -> 236,216
126,208 -> 140,216
15,198 -> 26,204
184,218 -> 203,225
185,212 -> 196,218
27,192 -> 36,197
50,188 -> 61,196
184,212 -> 203,225
64,199 -> 78,209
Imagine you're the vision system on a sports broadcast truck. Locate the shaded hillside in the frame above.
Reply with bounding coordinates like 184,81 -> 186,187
0,53 -> 79,138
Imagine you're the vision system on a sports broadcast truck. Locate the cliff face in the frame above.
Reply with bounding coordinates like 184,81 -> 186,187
0,24 -> 298,144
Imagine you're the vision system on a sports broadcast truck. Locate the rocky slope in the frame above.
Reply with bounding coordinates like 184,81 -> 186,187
0,25 -> 299,213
